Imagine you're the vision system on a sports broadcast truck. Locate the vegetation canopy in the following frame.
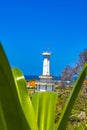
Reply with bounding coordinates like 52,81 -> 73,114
0,43 -> 87,130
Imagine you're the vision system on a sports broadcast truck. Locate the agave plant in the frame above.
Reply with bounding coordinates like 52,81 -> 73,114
0,43 -> 87,130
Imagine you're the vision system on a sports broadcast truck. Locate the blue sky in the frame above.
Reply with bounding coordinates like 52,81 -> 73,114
0,0 -> 87,75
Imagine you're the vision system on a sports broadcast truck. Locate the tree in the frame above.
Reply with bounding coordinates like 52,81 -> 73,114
60,49 -> 87,85
71,49 -> 87,76
75,49 -> 87,73
78,49 -> 87,66
60,65 -> 74,86
60,66 -> 73,81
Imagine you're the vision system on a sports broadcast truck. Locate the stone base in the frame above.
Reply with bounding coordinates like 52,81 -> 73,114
39,75 -> 52,80
36,81 -> 55,92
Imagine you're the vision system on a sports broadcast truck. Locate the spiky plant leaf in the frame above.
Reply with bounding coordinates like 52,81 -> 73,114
12,68 -> 38,130
32,92 -> 57,130
0,44 -> 37,130
56,64 -> 87,130
0,104 -> 7,130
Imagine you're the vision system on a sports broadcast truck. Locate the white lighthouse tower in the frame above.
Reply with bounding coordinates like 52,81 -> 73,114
42,52 -> 51,76
36,51 -> 55,92
39,51 -> 52,80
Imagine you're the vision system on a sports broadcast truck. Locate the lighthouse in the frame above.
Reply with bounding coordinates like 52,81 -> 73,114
39,51 -> 52,80
42,52 -> 51,76
36,51 -> 55,92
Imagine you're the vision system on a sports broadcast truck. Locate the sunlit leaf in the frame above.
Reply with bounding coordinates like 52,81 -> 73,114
32,92 -> 57,130
12,68 -> 38,130
0,44 -> 31,130
56,64 -> 87,130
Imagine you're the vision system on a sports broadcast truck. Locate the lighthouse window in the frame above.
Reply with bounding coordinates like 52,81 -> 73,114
40,86 -> 46,91
47,86 -> 52,91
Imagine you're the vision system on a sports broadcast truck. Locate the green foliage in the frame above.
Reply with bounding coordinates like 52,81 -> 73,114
56,64 -> 87,130
32,92 -> 57,130
55,86 -> 87,129
0,44 -> 57,130
0,44 -> 31,130
0,43 -> 87,130
12,68 -> 38,130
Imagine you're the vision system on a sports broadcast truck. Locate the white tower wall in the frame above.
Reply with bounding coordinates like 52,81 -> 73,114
42,52 -> 51,76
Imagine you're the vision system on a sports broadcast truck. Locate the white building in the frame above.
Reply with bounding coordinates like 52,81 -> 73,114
36,51 -> 55,92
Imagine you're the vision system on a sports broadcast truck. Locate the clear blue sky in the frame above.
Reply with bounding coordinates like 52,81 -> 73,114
0,0 -> 87,76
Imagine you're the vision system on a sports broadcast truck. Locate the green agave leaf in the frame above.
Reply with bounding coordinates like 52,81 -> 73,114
12,68 -> 38,130
56,64 -> 87,130
0,44 -> 36,130
0,104 -> 7,130
32,92 -> 57,130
